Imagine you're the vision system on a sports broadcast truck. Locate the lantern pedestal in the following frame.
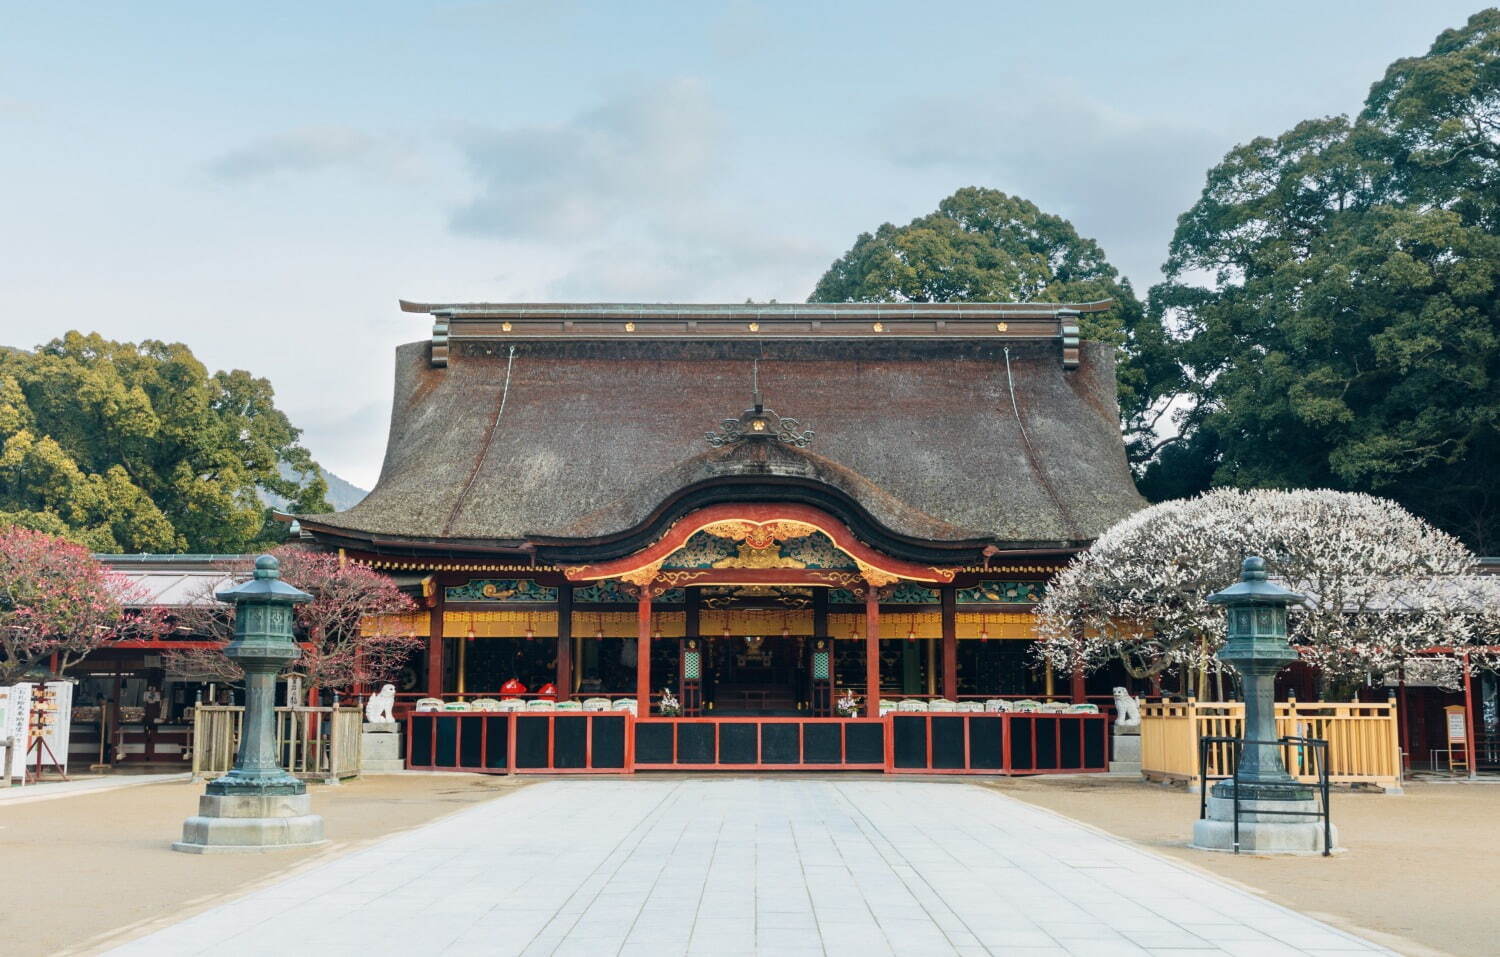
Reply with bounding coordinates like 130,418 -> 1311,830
1193,793 -> 1337,855
173,791 -> 326,854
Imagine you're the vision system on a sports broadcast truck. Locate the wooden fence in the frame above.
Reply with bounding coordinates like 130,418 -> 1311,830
190,704 -> 363,783
1140,698 -> 1402,791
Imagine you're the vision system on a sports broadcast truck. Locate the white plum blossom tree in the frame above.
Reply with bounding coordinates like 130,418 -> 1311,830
1036,489 -> 1493,694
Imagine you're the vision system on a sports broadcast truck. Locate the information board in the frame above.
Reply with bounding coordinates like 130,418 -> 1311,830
1446,706 -> 1468,743
2,684 -> 33,780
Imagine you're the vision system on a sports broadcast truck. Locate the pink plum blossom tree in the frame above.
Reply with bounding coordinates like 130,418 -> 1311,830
0,525 -> 165,683
164,546 -> 420,692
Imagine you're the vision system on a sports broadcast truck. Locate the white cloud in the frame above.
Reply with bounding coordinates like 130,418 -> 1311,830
877,90 -> 1226,289
204,126 -> 422,182
449,78 -> 822,300
451,78 -> 720,239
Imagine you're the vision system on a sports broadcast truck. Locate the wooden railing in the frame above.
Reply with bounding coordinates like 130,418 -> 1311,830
1140,698 -> 1402,790
190,704 -> 363,784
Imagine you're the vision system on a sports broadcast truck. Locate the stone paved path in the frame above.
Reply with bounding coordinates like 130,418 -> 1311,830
110,778 -> 1387,956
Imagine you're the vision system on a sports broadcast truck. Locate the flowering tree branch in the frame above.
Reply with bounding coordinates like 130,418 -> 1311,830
1036,489 -> 1493,692
163,546 -> 420,691
0,526 -> 167,683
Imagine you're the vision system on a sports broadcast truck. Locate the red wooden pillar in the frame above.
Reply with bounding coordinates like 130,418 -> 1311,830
555,584 -> 573,701
636,591 -> 652,716
864,589 -> 881,717
1462,651 -> 1477,782
425,582 -> 445,697
940,586 -> 957,700
1070,662 -> 1086,704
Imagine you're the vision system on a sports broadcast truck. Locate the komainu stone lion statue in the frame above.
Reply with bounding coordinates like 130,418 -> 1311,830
1111,686 -> 1142,732
365,683 -> 397,724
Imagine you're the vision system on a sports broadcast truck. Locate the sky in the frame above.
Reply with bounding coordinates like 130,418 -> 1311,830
0,1 -> 1487,490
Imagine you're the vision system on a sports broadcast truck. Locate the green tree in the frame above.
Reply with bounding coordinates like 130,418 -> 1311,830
0,332 -> 330,553
1141,10 -> 1500,551
809,187 -> 1179,454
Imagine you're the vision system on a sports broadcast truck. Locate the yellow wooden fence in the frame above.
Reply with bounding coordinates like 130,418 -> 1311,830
1140,698 -> 1402,790
190,704 -> 363,784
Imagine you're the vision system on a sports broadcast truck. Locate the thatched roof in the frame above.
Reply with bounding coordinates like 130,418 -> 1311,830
297,303 -> 1144,562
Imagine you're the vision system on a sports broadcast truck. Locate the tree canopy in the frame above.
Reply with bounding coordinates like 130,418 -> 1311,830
1035,489 -> 1493,693
1141,10 -> 1500,552
0,332 -> 329,553
0,526 -> 165,683
809,187 -> 1177,444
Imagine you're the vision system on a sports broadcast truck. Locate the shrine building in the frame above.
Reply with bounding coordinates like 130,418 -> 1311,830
288,301 -> 1146,772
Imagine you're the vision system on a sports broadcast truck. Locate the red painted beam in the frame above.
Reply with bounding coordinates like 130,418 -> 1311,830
563,503 -> 957,585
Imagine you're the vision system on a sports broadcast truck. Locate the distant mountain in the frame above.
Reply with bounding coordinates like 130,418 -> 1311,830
265,463 -> 368,513
320,468 -> 368,511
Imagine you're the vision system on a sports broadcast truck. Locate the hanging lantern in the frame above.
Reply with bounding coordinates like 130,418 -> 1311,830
907,614 -> 917,642
781,624 -> 790,639
594,613 -> 604,640
466,614 -> 477,644
979,624 -> 990,643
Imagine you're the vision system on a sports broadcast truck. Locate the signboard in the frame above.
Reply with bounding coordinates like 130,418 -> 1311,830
38,681 -> 74,774
1446,705 -> 1468,744
1,682 -> 73,778
3,684 -> 33,780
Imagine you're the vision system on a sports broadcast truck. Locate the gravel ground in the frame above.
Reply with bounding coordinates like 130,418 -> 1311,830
4,772 -> 1493,957
985,775 -> 1499,957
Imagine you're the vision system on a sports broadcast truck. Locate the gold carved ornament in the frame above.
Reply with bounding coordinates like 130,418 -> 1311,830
619,561 -> 665,587
855,560 -> 901,588
655,569 -> 712,588
700,519 -> 817,549
712,543 -> 806,570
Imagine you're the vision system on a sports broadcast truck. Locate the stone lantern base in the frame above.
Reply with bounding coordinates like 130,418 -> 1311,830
172,790 -> 327,855
1192,792 -> 1337,855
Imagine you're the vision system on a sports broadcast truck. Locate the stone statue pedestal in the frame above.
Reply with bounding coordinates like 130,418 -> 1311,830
1109,729 -> 1141,775
173,789 -> 326,855
361,720 -> 404,772
1192,787 -> 1337,855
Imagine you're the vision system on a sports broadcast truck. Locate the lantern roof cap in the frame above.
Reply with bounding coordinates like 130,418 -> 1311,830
214,554 -> 313,605
1207,556 -> 1306,606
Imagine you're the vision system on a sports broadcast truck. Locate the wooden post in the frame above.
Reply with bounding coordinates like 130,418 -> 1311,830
1397,660 -> 1410,771
425,581 -> 445,697
1070,662 -> 1085,704
940,586 -> 957,700
636,591 -> 652,716
1462,651 -> 1477,782
864,589 -> 881,717
555,584 -> 573,701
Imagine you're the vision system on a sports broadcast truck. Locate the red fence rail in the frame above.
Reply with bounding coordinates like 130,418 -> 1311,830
404,711 -> 1109,775
633,717 -> 886,771
885,712 -> 1110,775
